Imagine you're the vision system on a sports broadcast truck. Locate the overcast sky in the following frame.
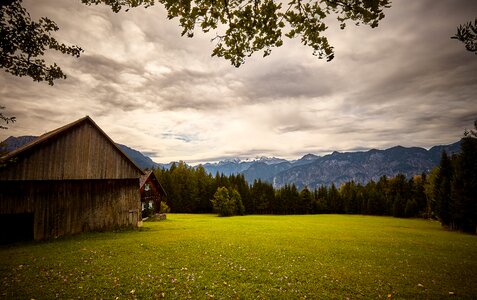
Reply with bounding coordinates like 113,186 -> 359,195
1,0 -> 476,164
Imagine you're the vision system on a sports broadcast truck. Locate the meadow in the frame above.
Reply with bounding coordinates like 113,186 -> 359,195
1,214 -> 476,299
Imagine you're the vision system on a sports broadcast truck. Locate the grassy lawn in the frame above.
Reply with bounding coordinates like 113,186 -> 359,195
1,214 -> 477,299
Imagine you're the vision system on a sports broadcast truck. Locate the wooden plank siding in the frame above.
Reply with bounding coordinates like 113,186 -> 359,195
0,116 -> 144,241
0,179 -> 140,240
0,121 -> 141,180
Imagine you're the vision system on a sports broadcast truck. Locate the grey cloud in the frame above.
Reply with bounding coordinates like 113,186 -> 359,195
154,69 -> 231,110
0,73 -> 84,130
67,54 -> 223,113
141,151 -> 159,157
161,132 -> 196,143
237,63 -> 337,103
272,112 -> 322,134
276,124 -> 317,134
76,53 -> 237,112
333,0 -> 477,103
72,55 -> 138,84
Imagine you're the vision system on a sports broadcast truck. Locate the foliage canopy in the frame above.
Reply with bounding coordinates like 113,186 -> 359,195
0,0 -> 83,85
83,0 -> 391,67
0,106 -> 15,130
1,0 -> 391,84
211,186 -> 245,216
452,18 -> 477,55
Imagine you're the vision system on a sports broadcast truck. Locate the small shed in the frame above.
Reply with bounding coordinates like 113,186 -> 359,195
140,170 -> 166,217
0,116 -> 144,242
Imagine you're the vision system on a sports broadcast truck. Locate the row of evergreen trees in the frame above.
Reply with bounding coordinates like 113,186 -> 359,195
154,164 -> 430,218
433,126 -> 477,233
153,123 -> 477,233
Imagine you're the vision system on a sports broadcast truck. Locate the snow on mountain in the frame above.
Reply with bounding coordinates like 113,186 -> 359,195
1,135 -> 461,188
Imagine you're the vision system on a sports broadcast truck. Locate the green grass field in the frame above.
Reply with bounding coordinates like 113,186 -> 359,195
1,214 -> 476,299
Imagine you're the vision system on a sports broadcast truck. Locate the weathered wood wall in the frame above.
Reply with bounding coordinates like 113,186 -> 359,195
0,179 -> 140,240
0,121 -> 140,180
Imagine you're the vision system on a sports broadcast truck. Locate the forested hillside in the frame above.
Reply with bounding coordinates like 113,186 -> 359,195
155,130 -> 476,233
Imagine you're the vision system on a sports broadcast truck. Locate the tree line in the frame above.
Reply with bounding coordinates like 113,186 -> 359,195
432,123 -> 477,233
154,123 -> 476,233
154,164 -> 428,217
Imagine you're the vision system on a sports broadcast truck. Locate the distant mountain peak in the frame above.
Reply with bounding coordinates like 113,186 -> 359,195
255,156 -> 287,165
301,153 -> 320,160
217,158 -> 241,164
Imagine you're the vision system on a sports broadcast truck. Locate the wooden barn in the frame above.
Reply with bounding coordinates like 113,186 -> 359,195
0,116 -> 144,242
140,170 -> 166,217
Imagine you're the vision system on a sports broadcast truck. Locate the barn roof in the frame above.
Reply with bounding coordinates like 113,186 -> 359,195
140,170 -> 166,196
0,116 -> 145,178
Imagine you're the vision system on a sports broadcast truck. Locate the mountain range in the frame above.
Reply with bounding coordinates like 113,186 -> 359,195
1,135 -> 461,189
201,143 -> 461,188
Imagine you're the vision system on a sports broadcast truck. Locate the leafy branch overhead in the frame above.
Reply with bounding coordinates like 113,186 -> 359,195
452,18 -> 477,55
1,0 -> 390,85
0,0 -> 83,85
83,0 -> 391,67
0,106 -> 15,130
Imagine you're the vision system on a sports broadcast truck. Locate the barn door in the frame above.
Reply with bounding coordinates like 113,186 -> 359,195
128,210 -> 138,226
0,213 -> 34,244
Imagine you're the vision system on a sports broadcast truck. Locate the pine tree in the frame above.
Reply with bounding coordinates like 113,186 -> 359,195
195,165 -> 214,213
452,128 -> 477,233
230,188 -> 245,216
377,176 -> 390,215
364,181 -> 377,215
392,194 -> 405,217
404,199 -> 418,217
424,167 -> 440,219
299,187 -> 313,214
311,185 -> 326,213
328,184 -> 342,213
412,173 -> 428,217
232,174 -> 251,214
435,151 -> 454,228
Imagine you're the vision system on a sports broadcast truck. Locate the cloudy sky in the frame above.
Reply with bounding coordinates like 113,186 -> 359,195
1,0 -> 476,164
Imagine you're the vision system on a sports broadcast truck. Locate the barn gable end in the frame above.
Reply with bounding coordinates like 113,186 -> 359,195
0,116 -> 143,180
0,116 -> 144,242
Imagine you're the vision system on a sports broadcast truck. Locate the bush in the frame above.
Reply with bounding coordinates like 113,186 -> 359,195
159,201 -> 171,213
